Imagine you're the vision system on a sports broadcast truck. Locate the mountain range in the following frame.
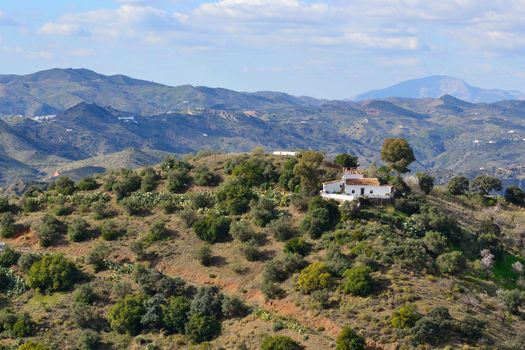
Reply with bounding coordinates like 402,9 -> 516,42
355,75 -> 525,103
0,68 -> 524,187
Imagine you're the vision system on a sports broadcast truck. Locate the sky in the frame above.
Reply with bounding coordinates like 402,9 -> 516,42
0,0 -> 524,99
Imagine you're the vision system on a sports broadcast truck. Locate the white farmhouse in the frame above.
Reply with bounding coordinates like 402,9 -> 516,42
321,168 -> 392,202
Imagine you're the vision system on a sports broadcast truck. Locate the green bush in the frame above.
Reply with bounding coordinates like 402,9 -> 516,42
162,296 -> 190,334
300,197 -> 340,239
17,253 -> 41,272
195,244 -> 213,266
167,169 -> 193,193
336,326 -> 365,350
250,197 -> 278,227
221,296 -> 249,319
416,172 -> 434,194
497,289 -> 524,315
35,214 -> 66,247
191,192 -> 216,209
87,242 -> 110,272
447,176 -> 469,195
108,294 -> 146,335
17,342 -> 50,350
471,175 -> 502,196
112,171 -> 142,199
0,196 -> 9,212
140,167 -> 159,192
240,243 -> 262,261
73,284 -> 96,305
51,176 -> 76,195
284,237 -> 310,256
146,219 -> 169,242
422,231 -> 448,255
342,265 -> 374,296
135,266 -> 186,298
411,307 -> 453,345
390,304 -> 420,329
67,217 -> 90,242
0,246 -> 19,268
77,177 -> 99,191
185,314 -> 221,343
459,315 -> 485,341
53,205 -> 72,217
215,180 -> 256,215
190,286 -> 224,318
297,262 -> 332,294
231,159 -> 278,187
193,214 -> 231,243
267,216 -> 297,241
334,153 -> 359,168
193,166 -> 221,187
100,220 -> 125,241
28,254 -> 78,293
505,186 -> 525,206
9,313 -> 35,338
0,212 -> 17,238
263,255 -> 305,283
436,251 -> 466,275
260,335 -> 304,350
77,329 -> 100,350
21,196 -> 39,213
230,220 -> 256,242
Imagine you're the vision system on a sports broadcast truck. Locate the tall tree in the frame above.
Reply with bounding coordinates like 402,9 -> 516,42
380,138 -> 415,173
334,153 -> 359,168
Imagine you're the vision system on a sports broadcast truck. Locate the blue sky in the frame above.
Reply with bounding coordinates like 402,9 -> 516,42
0,0 -> 524,99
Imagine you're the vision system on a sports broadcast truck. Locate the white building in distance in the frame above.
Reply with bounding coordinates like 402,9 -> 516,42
321,168 -> 393,202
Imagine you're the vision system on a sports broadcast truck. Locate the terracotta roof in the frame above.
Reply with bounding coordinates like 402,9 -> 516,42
345,178 -> 381,186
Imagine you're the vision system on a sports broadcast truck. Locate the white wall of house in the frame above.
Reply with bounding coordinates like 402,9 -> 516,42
344,185 -> 392,198
323,181 -> 344,193
321,193 -> 356,202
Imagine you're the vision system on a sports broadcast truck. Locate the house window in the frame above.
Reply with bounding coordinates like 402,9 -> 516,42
351,190 -> 355,194
370,190 -> 373,194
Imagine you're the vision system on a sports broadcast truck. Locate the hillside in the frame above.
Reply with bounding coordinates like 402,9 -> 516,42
355,76 -> 525,103
1,151 -> 525,350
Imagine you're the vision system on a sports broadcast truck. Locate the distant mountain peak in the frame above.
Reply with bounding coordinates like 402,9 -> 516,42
355,76 -> 525,103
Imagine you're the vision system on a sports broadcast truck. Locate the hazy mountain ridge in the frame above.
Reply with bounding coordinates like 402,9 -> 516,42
355,75 -> 525,103
0,69 -> 524,186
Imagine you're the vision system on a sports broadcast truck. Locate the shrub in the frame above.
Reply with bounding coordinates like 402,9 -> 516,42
193,214 -> 231,243
447,176 -> 470,195
0,212 -> 17,238
390,304 -> 420,329
146,219 -> 169,242
436,251 -> 466,275
191,192 -> 215,209
250,197 -> 278,227
87,242 -> 110,272
162,296 -> 191,334
240,243 -> 262,261
53,205 -> 72,216
135,266 -> 186,298
261,280 -> 285,300
100,220 -> 125,241
108,294 -> 146,335
179,207 -> 198,228
141,295 -> 164,330
140,167 -> 159,192
77,329 -> 100,350
411,307 -> 452,345
73,284 -> 96,305
267,216 -> 296,241
72,303 -> 97,328
195,244 -> 213,266
342,265 -> 374,296
67,217 -> 90,242
505,186 -> 525,206
300,197 -> 340,239
17,253 -> 41,272
336,327 -> 365,350
230,220 -> 256,242
215,180 -> 256,215
35,214 -> 66,247
260,335 -> 304,350
17,343 -> 49,350
28,254 -> 78,293
284,237 -> 310,256
422,231 -> 448,255
91,200 -> 109,220
263,255 -> 305,283
120,195 -> 152,216
190,286 -> 224,318
0,246 -> 19,268
167,169 -> 193,193
0,196 -> 9,212
221,296 -> 249,319
459,315 -> 485,341
77,177 -> 98,191
334,153 -> 359,168
416,172 -> 434,194
231,159 -> 278,187
21,196 -> 39,213
497,289 -> 524,314
298,262 -> 332,294
112,171 -> 141,199
51,176 -> 76,195
9,313 -> 35,338
193,166 -> 221,187
185,314 -> 221,343
471,175 -> 502,196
